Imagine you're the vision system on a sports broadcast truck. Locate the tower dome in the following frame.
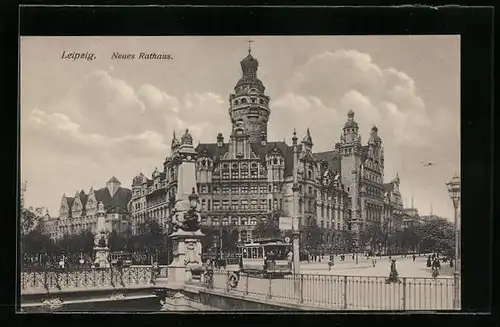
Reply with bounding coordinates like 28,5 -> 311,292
240,53 -> 259,71
344,109 -> 359,129
181,129 -> 193,145
229,45 -> 271,143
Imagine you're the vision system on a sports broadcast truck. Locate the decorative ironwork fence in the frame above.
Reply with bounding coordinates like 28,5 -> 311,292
21,266 -> 169,291
207,270 -> 460,310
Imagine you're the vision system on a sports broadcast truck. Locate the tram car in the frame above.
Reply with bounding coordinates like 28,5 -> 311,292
237,238 -> 293,278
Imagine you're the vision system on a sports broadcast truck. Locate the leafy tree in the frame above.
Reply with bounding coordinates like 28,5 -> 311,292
220,226 -> 239,252
303,219 -> 323,251
130,219 -> 165,254
254,213 -> 281,239
414,218 -> 454,256
20,206 -> 46,236
21,224 -> 54,255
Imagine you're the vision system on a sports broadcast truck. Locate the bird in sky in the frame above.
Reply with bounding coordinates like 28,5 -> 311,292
420,161 -> 435,167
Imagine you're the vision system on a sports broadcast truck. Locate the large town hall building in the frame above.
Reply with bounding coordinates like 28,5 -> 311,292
48,48 -> 413,251
128,48 -> 409,247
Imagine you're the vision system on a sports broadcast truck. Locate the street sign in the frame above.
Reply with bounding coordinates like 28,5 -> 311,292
284,236 -> 291,243
279,217 -> 293,231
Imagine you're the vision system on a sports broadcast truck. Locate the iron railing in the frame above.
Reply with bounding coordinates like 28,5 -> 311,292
205,270 -> 460,310
20,266 -> 169,291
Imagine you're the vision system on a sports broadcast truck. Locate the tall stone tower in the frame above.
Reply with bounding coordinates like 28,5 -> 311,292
340,110 -> 363,195
228,46 -> 271,143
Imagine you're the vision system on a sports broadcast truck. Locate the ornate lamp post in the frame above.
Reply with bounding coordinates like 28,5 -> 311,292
446,173 -> 460,309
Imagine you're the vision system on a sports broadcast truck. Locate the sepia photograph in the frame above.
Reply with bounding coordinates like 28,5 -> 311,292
19,35 -> 461,312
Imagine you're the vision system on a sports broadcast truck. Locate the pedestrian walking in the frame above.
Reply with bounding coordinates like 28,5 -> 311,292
371,257 -> 377,267
412,254 -> 416,262
385,259 -> 400,284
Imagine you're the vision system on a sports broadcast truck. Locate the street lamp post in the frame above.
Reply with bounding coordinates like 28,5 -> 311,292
446,173 -> 461,310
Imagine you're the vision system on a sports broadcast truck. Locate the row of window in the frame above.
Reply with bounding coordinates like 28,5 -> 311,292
320,206 -> 343,220
233,97 -> 266,106
209,184 -> 281,194
320,221 -> 342,230
209,198 -> 282,211
218,170 -> 262,179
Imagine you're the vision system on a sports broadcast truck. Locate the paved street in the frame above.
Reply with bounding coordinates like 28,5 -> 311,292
216,255 -> 458,310
299,255 -> 454,279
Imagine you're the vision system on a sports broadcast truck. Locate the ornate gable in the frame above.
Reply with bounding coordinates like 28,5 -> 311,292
59,195 -> 69,218
86,188 -> 97,213
72,192 -> 83,217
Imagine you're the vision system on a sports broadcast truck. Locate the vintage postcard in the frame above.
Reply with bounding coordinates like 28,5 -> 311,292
20,35 -> 461,312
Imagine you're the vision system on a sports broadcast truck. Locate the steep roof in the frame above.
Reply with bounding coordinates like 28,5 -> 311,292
107,176 -> 121,184
314,150 -> 341,174
79,190 -> 88,207
383,182 -> 394,192
94,187 -> 132,214
196,143 -> 230,162
361,145 -> 369,162
66,197 -> 75,209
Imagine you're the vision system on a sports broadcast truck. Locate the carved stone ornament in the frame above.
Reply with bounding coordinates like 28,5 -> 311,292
160,299 -> 169,311
41,297 -> 64,310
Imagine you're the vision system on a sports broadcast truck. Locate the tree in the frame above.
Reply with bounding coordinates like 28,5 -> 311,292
303,219 -> 323,251
20,206 -> 46,236
130,219 -> 165,254
254,215 -> 281,240
414,218 -> 454,256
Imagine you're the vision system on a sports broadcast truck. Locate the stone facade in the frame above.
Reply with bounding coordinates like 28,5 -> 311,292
52,176 -> 132,239
129,49 -> 412,247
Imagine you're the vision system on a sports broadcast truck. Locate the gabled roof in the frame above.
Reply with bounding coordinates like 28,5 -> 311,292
196,143 -> 230,162
314,151 -> 341,174
107,176 -> 121,184
79,190 -> 88,207
94,187 -> 132,214
383,182 -> 394,192
66,197 -> 75,209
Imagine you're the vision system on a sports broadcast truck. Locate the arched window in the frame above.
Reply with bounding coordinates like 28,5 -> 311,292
259,99 -> 264,104
241,98 -> 247,104
241,217 -> 248,225
250,217 -> 257,225
273,158 -> 278,165
235,100 -> 239,105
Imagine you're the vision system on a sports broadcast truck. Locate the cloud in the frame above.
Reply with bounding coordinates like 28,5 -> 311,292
278,49 -> 444,148
21,70 -> 228,198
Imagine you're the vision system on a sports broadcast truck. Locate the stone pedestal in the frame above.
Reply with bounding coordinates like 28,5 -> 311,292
93,246 -> 110,268
167,229 -> 204,285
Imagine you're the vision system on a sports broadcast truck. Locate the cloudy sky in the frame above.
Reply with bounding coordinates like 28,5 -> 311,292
20,36 -> 460,220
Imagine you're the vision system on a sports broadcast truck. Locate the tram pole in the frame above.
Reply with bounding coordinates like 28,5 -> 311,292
292,129 -> 300,275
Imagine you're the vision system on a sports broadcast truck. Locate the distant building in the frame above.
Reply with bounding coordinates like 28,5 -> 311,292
54,176 -> 132,239
129,169 -> 168,234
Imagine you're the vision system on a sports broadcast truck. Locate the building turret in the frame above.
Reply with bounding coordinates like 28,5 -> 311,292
302,128 -> 313,152
228,45 -> 271,143
216,132 -> 224,147
340,110 -> 362,195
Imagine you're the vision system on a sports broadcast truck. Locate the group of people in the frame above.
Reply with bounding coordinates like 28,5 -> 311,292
22,253 -> 94,270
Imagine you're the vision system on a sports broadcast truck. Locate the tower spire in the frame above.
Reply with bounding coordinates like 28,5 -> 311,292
246,39 -> 254,54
